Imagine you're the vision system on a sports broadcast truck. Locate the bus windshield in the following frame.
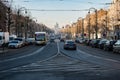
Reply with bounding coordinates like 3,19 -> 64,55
35,34 -> 45,41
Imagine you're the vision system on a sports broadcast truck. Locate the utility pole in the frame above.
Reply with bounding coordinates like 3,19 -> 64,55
7,7 -> 11,34
88,7 -> 98,39
95,9 -> 98,39
15,10 -> 19,36
16,7 -> 28,37
17,10 -> 20,37
88,11 -> 91,40
105,11 -> 108,38
82,19 -> 84,39
25,16 -> 29,39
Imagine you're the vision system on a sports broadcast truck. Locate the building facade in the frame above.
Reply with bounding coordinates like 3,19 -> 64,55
108,0 -> 120,39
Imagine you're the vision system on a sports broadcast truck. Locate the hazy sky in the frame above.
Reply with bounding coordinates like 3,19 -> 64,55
9,0 -> 112,28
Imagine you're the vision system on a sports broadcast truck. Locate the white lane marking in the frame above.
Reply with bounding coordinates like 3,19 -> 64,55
34,40 -> 60,64
1,42 -> 58,73
57,41 -> 60,54
0,46 -> 46,63
78,50 -> 120,63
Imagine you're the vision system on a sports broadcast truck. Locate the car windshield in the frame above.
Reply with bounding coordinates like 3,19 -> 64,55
0,36 -> 2,40
15,38 -> 22,41
10,40 -> 19,43
1,0 -> 120,80
9,37 -> 14,40
67,41 -> 74,44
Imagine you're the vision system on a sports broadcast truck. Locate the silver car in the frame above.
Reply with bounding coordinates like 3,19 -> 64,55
113,40 -> 120,53
8,40 -> 22,48
26,38 -> 35,45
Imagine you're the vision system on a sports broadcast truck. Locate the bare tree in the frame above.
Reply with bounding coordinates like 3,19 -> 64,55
0,1 -> 7,32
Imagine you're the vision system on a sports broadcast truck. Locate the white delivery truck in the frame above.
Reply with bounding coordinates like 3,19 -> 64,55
0,32 -> 9,47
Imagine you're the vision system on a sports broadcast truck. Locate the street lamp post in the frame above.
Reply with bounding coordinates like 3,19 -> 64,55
7,7 -> 11,34
105,11 -> 108,38
16,7 -> 28,37
2,0 -> 13,34
82,19 -> 84,39
31,17 -> 37,37
95,9 -> 98,39
103,10 -> 108,38
88,11 -> 91,40
78,17 -> 84,39
77,17 -> 81,37
88,7 -> 98,39
25,16 -> 29,39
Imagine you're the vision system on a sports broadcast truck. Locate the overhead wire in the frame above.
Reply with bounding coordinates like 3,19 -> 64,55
27,9 -> 89,12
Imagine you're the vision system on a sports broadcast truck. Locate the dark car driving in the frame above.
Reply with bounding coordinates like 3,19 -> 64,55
64,40 -> 76,50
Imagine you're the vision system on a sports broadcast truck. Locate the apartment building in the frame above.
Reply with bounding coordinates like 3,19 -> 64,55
108,0 -> 120,39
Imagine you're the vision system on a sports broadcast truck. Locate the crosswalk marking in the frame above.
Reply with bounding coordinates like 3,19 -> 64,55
3,53 -> 110,73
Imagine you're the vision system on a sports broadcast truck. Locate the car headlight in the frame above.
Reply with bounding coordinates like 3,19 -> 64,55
15,44 -> 18,47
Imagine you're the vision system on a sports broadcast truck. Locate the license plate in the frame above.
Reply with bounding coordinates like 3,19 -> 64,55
69,46 -> 73,48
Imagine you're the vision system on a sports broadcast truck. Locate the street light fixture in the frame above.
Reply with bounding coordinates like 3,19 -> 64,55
88,7 -> 98,39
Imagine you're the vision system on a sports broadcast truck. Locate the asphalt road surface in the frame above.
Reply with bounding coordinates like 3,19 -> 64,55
1,41 -> 120,80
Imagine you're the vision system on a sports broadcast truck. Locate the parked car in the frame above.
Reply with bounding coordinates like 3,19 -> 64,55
14,37 -> 25,47
104,40 -> 117,51
64,40 -> 76,50
113,40 -> 120,53
85,39 -> 91,46
8,40 -> 22,48
75,38 -> 84,44
89,39 -> 94,46
91,39 -> 100,48
98,39 -> 107,49
26,38 -> 35,45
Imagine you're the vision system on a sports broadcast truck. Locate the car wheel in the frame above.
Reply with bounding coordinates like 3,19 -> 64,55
113,49 -> 116,53
118,51 -> 120,54
74,48 -> 76,50
104,47 -> 106,51
16,46 -> 18,49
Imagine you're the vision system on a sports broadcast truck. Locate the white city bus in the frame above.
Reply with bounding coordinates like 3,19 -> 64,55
35,32 -> 47,45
